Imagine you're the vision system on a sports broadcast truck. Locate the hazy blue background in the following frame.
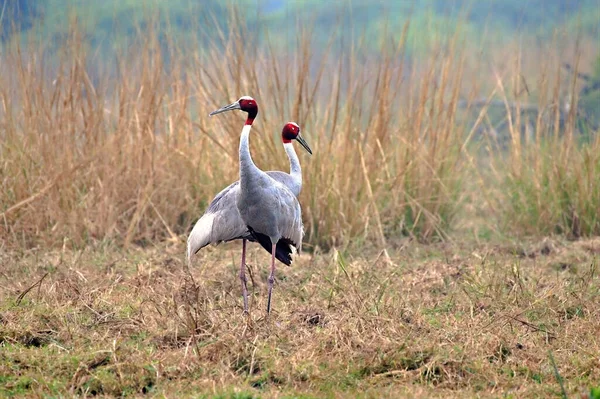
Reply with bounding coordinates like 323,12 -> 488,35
2,0 -> 599,123
3,0 -> 598,49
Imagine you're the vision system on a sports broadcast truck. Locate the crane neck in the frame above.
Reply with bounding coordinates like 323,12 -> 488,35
283,142 -> 302,183
239,124 -> 259,185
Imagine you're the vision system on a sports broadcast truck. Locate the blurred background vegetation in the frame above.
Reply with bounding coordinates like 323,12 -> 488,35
0,0 -> 599,249
3,0 -> 599,121
3,1 -> 599,43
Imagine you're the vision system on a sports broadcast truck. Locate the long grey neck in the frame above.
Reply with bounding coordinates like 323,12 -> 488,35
284,142 -> 302,191
239,124 -> 261,189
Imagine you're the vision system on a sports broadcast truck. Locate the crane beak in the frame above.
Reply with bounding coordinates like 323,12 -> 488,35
209,101 -> 241,116
295,134 -> 312,155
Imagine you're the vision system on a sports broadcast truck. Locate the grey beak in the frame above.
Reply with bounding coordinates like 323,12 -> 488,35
295,134 -> 312,155
209,101 -> 242,116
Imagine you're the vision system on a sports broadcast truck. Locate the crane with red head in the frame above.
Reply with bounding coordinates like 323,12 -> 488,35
187,96 -> 311,314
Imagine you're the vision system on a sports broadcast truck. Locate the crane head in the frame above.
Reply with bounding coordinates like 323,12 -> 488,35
209,96 -> 258,121
282,122 -> 312,155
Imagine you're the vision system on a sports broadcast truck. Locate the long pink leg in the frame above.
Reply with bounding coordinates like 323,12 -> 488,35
266,243 -> 277,314
239,239 -> 249,313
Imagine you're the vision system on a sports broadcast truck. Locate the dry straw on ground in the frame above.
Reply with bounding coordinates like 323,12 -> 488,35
1,238 -> 599,397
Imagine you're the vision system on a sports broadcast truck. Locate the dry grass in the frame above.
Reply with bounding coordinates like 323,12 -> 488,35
1,9 -> 599,399
478,42 -> 600,238
0,14 -> 468,251
2,13 -> 597,251
1,239 -> 598,397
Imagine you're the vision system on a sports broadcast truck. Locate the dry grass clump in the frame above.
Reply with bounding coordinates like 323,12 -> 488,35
0,14 -> 468,251
475,42 -> 600,238
0,239 -> 598,397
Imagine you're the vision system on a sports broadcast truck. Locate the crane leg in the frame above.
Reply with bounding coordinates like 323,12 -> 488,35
266,242 -> 277,314
239,239 -> 249,314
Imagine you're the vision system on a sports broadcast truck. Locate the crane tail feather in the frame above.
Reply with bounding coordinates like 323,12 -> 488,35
247,227 -> 294,266
274,239 -> 294,266
187,213 -> 215,260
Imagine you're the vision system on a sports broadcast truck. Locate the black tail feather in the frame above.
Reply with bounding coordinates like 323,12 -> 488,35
247,227 -> 294,266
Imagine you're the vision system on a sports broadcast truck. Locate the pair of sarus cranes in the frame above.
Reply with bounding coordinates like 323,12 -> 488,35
186,96 -> 312,315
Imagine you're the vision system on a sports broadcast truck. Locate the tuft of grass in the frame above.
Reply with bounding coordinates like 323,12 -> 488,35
549,350 -> 568,399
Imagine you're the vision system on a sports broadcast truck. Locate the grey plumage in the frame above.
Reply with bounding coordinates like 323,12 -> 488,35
190,96 -> 310,314
186,171 -> 299,264
187,121 -> 310,265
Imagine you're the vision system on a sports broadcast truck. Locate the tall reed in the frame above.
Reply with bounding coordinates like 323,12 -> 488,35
0,12 -> 470,250
481,43 -> 600,238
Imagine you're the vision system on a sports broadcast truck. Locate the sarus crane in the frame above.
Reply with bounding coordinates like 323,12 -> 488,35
187,96 -> 311,313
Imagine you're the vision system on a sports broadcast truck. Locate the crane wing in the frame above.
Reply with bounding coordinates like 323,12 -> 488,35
187,181 -> 249,259
187,172 -> 301,262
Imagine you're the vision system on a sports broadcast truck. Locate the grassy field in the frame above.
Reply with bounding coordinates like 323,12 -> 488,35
1,6 -> 600,398
1,237 -> 599,397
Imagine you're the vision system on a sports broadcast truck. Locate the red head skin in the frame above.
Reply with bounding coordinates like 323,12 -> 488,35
281,122 -> 300,143
238,97 -> 258,125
